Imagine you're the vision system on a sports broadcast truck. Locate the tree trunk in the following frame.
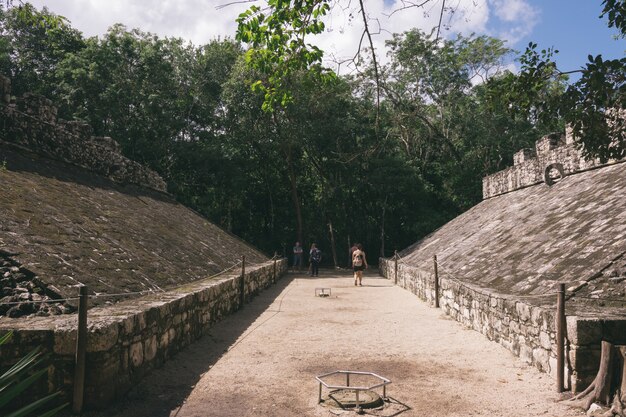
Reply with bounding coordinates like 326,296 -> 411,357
273,112 -> 303,245
380,195 -> 388,258
327,216 -> 338,268
347,234 -> 351,268
287,160 -> 304,245
570,341 -> 626,417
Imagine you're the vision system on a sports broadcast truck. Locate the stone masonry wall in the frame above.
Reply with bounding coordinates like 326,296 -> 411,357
0,75 -> 166,192
482,132 -> 616,199
0,258 -> 287,410
378,258 -> 601,390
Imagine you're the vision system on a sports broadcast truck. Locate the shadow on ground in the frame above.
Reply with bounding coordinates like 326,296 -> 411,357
63,273 -> 298,417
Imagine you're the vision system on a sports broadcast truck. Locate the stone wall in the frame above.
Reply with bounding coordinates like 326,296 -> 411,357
379,258 -> 626,392
0,258 -> 287,410
0,75 -> 166,192
481,132 -> 615,199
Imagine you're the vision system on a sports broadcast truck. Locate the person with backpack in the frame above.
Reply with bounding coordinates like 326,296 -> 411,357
349,242 -> 358,267
309,243 -> 322,277
352,243 -> 368,286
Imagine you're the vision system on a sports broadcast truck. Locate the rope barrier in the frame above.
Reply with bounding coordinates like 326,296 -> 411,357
0,256 -> 284,307
0,297 -> 80,306
569,296 -> 626,303
389,254 -> 624,302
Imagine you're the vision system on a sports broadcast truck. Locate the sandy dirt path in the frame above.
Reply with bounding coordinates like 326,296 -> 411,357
81,270 -> 583,417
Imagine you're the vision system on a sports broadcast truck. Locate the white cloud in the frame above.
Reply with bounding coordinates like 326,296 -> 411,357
313,0 -> 492,73
30,0 -> 536,72
31,0 -> 246,44
489,0 -> 540,43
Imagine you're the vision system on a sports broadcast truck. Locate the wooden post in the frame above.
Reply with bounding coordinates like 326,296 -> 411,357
239,256 -> 246,308
394,251 -> 398,285
72,285 -> 88,414
433,255 -> 439,308
556,282 -> 565,393
273,252 -> 277,284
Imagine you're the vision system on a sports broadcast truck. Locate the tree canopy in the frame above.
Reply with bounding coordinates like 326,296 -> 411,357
0,2 -> 620,264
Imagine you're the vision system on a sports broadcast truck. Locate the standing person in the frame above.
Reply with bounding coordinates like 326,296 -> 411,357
352,243 -> 368,286
293,241 -> 303,272
309,243 -> 322,277
349,243 -> 358,267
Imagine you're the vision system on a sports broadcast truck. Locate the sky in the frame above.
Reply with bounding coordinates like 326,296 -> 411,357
29,0 -> 625,76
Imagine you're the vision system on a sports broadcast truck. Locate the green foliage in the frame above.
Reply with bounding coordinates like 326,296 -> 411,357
602,0 -> 626,37
235,0 -> 336,111
3,2 -> 613,263
377,29 -> 557,210
504,2 -> 625,162
0,3 -> 85,97
0,331 -> 68,417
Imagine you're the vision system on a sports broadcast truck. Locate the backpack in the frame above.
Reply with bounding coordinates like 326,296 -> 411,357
353,251 -> 363,267
311,248 -> 321,262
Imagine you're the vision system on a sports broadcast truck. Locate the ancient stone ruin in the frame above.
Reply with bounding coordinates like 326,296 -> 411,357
0,250 -> 75,318
380,131 -> 626,398
0,75 -> 287,410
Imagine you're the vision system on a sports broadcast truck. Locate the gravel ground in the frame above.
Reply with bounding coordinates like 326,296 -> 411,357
80,270 -> 584,417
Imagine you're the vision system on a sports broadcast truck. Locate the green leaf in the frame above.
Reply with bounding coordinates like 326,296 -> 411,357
5,391 -> 61,417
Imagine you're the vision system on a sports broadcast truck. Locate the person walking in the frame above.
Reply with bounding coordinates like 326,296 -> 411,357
309,243 -> 322,277
352,243 -> 368,286
349,243 -> 358,268
293,241 -> 303,272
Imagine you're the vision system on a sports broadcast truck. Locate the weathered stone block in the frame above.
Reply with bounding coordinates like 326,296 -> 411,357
520,342 -> 533,364
569,318 -> 602,346
516,302 -> 531,322
513,148 -> 536,166
88,322 -> 119,352
539,331 -> 552,350
53,328 -> 76,355
144,335 -> 158,362
129,341 -> 143,368
533,348 -> 550,371
535,133 -> 565,156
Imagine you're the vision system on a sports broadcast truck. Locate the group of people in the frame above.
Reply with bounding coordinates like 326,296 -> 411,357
291,241 -> 322,276
291,241 -> 368,284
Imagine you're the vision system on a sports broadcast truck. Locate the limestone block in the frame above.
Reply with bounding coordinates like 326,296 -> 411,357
516,302 -> 531,322
129,341 -> 143,368
513,148 -> 536,166
571,346 -> 602,373
121,317 -> 134,336
88,321 -> 119,352
535,134 -> 564,156
530,306 -> 543,327
144,335 -> 158,362
548,356 -> 558,378
136,312 -> 147,332
569,318 -> 602,346
53,328 -> 77,355
532,348 -> 550,371
539,331 -> 552,350
526,324 -> 539,337
520,341 -> 533,364
159,331 -> 170,349
493,319 -> 502,332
